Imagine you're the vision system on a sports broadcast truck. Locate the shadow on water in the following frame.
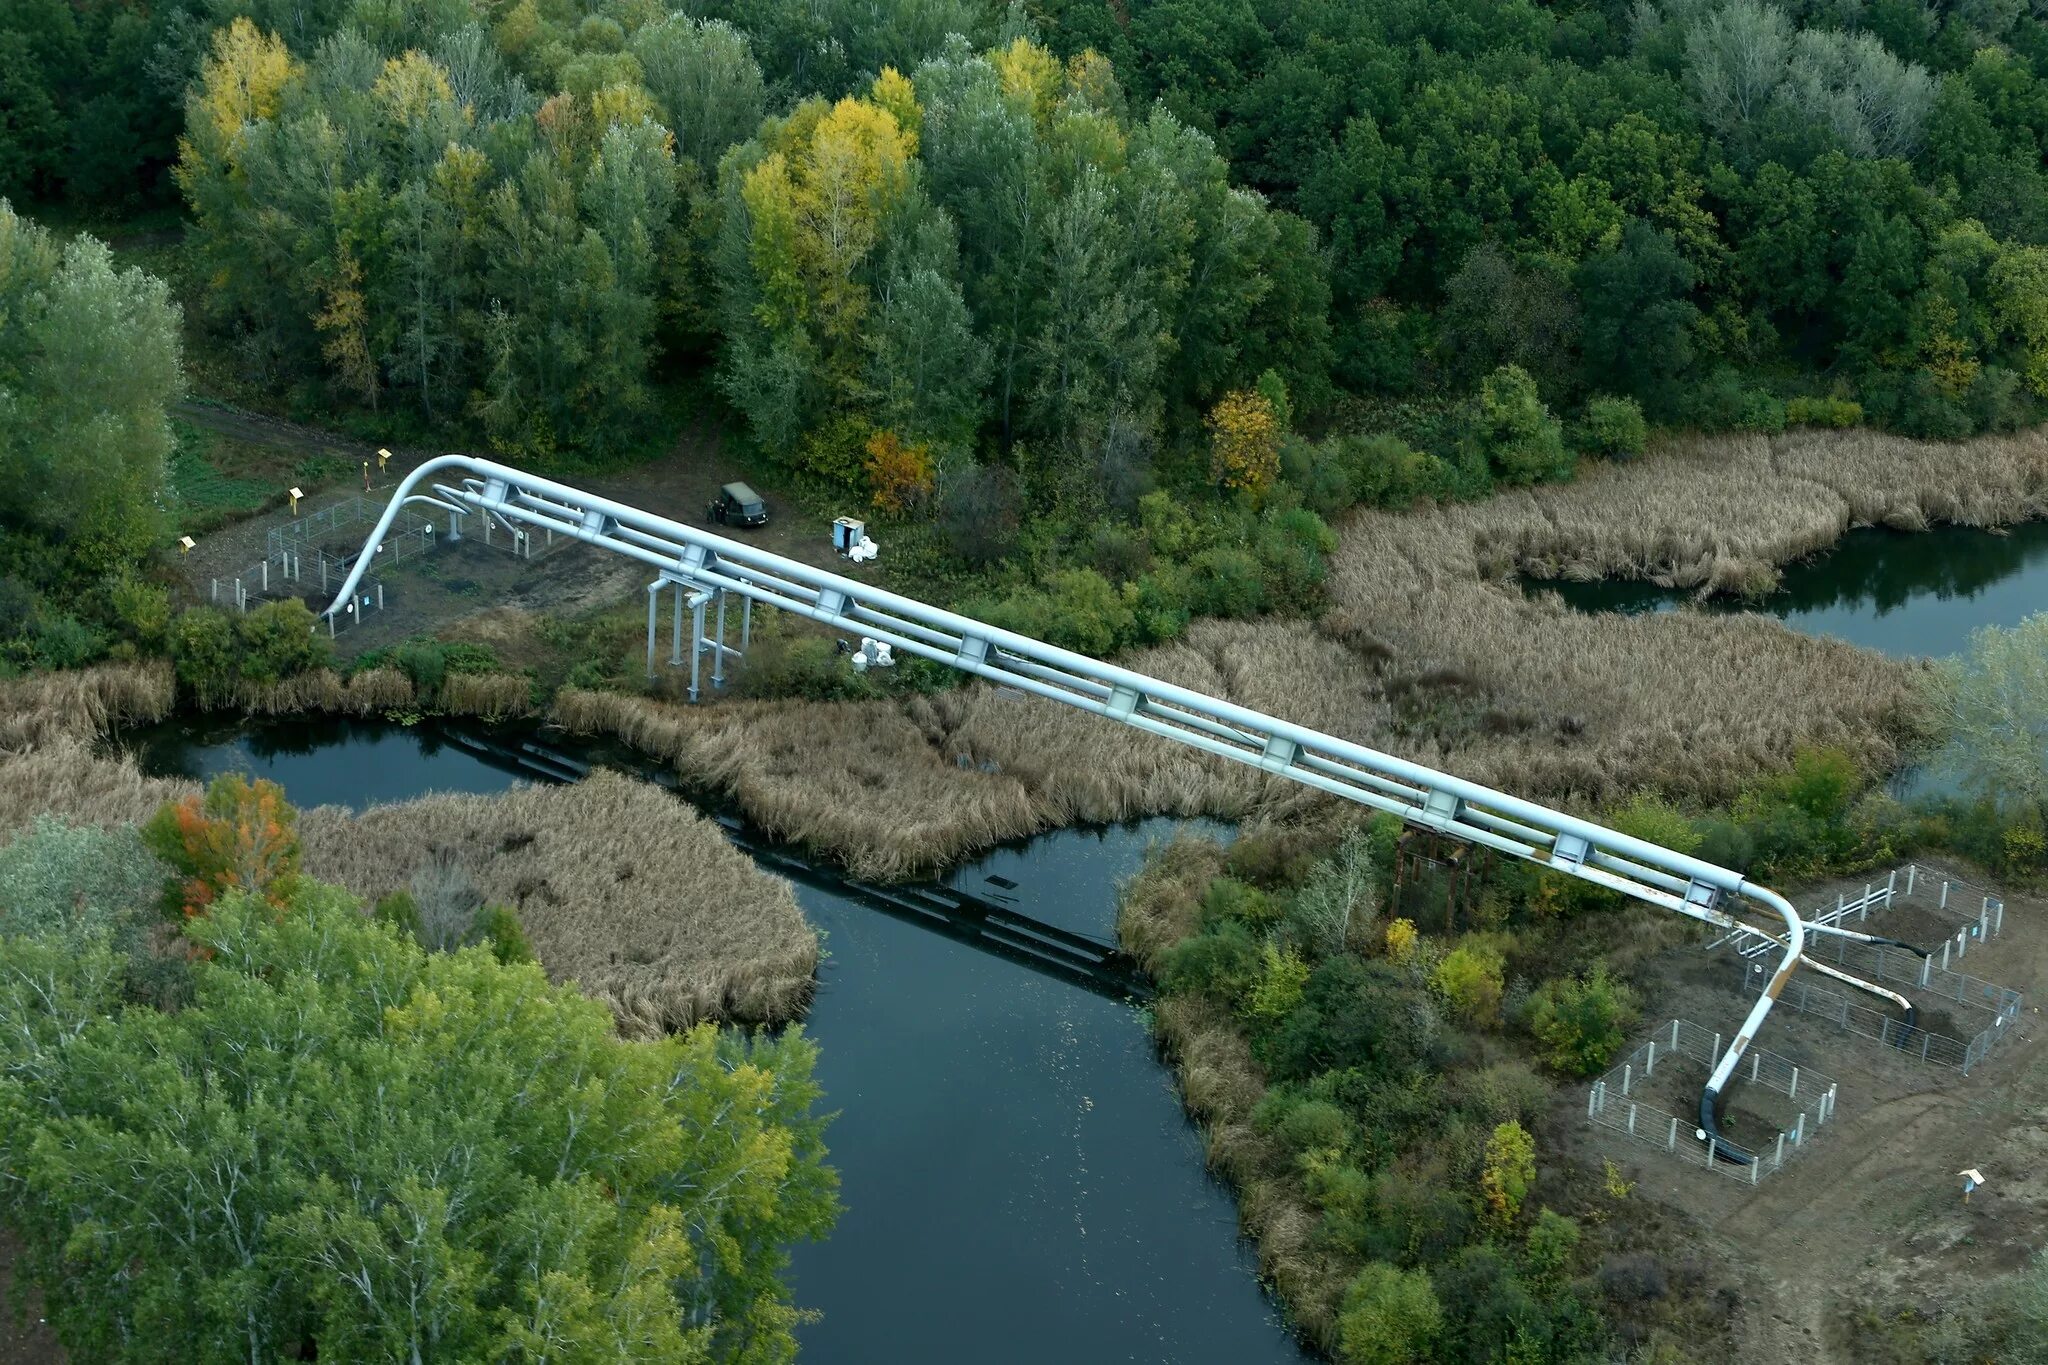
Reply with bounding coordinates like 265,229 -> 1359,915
1521,518 -> 2048,658
119,716 -> 1303,1365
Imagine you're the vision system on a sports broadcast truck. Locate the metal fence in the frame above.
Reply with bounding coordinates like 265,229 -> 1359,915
1587,1019 -> 1838,1185
1710,863 -> 2006,954
1727,935 -> 2022,1074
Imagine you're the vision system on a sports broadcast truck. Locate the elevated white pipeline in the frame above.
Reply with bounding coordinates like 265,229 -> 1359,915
329,455 -> 1831,1157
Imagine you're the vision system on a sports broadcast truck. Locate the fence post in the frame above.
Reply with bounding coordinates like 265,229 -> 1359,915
1995,900 -> 2005,935
1941,941 -> 1951,972
1751,1155 -> 1760,1185
1788,1066 -> 1798,1099
376,582 -> 383,611
1668,1117 -> 1677,1151
1880,1016 -> 1890,1048
1793,1113 -> 1805,1146
1921,1032 -> 1931,1062
1622,1064 -> 1632,1096
1825,1084 -> 1837,1123
1906,864 -> 1917,897
1941,880 -> 1951,910
1920,954 -> 1931,988
1886,869 -> 1896,900
211,578 -> 219,603
1750,1052 -> 1759,1082
1980,906 -> 1990,943
1712,1032 -> 1722,1068
1628,1104 -> 1637,1136
1775,1132 -> 1786,1167
1587,1086 -> 1598,1119
261,560 -> 268,593
1958,928 -> 1968,962
1647,1040 -> 1656,1076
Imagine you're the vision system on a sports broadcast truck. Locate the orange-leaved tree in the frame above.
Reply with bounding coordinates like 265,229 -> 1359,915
864,430 -> 935,515
142,774 -> 302,920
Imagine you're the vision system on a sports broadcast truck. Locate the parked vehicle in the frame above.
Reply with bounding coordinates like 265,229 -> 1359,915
706,482 -> 768,527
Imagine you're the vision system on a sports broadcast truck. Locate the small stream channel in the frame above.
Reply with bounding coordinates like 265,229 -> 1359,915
122,717 -> 1308,1365
1519,518 -> 2048,658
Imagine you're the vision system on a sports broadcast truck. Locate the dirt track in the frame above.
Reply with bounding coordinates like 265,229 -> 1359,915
1562,858 -> 2048,1362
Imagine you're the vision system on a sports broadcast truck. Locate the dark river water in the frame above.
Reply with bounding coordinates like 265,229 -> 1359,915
1521,518 -> 2048,658
125,718 -> 1306,1365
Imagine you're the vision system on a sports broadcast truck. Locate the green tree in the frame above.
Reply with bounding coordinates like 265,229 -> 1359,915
1577,221 -> 1698,417
1433,941 -> 1506,1027
0,202 -> 182,582
0,885 -> 838,1362
1934,613 -> 2048,817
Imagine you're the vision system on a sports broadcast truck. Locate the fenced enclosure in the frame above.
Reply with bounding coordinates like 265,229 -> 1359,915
1587,1019 -> 1838,1185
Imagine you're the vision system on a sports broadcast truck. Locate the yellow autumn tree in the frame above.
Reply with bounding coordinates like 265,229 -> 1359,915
992,37 -> 1063,123
188,18 -> 297,147
864,430 -> 936,515
1384,917 -> 1418,963
869,67 -> 920,152
316,248 -> 378,409
1208,388 -> 1281,496
1480,1120 -> 1536,1229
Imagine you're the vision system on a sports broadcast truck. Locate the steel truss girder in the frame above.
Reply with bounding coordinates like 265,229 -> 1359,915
330,456 -> 1834,1160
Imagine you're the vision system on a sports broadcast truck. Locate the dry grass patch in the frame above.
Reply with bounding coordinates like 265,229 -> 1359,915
0,739 -> 196,833
0,662 -> 174,751
298,770 -> 816,1035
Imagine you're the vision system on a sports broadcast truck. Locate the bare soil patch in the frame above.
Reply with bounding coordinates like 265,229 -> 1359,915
1558,864 -> 2048,1364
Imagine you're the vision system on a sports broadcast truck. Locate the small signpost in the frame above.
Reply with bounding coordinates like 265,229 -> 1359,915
177,535 -> 195,554
288,486 -> 304,515
1960,1168 -> 1985,1204
377,447 -> 392,474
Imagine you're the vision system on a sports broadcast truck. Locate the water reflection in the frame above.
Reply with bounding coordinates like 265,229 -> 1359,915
1523,519 -> 2048,658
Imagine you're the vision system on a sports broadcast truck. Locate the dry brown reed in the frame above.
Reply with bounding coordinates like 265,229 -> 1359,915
0,661 -> 174,752
438,672 -> 533,721
297,770 -> 817,1035
0,738 -> 197,834
235,667 -> 418,716
553,427 -> 2025,877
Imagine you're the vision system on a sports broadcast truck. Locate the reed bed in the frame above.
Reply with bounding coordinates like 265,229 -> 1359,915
297,770 -> 817,1035
0,661 -> 175,751
0,739 -> 196,833
234,667 -> 419,716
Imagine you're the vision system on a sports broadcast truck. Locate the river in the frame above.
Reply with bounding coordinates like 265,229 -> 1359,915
1520,518 -> 2048,657
125,716 -> 1307,1365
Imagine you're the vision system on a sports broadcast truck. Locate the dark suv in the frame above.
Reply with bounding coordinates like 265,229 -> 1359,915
706,482 -> 769,527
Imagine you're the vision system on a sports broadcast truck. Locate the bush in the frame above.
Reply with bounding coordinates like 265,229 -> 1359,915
1469,365 -> 1573,485
1245,941 -> 1312,1023
168,607 -> 239,707
31,613 -> 105,670
1524,1209 -> 1582,1280
474,903 -> 535,964
107,575 -> 173,650
1158,921 -> 1262,1004
1578,395 -> 1647,458
1337,1263 -> 1442,1365
1186,547 -> 1267,618
1525,967 -> 1638,1076
1255,507 -> 1335,610
0,817 -> 164,950
1432,942 -> 1506,1027
1784,395 -> 1863,428
236,599 -> 330,685
736,634 -> 879,701
1265,1096 -> 1353,1155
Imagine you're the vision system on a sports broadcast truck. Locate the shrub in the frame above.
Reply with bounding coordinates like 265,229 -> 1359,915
474,903 -> 535,964
1267,1096 -> 1353,1155
1245,941 -> 1312,1023
169,608 -> 238,707
1384,917 -> 1418,962
1597,1253 -> 1669,1303
107,574 -> 173,650
864,430 -> 935,515
1480,1120 -> 1535,1227
1186,547 -> 1266,618
1255,507 -> 1336,610
1524,1209 -> 1582,1280
1578,395 -> 1647,458
1784,395 -> 1863,428
1432,942 -> 1506,1027
1470,365 -> 1573,485
1337,1263 -> 1442,1365
1525,967 -> 1638,1076
235,599 -> 330,685
31,613 -> 104,670
1159,921 -> 1261,1004
737,634 -> 880,701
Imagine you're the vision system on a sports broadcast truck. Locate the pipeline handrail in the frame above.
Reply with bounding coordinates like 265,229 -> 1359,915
330,455 -> 1823,1154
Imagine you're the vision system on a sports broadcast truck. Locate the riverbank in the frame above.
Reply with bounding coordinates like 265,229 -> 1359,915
0,666 -> 817,1032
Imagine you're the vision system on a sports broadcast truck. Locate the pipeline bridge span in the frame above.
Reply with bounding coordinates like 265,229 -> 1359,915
327,455 -> 1927,1163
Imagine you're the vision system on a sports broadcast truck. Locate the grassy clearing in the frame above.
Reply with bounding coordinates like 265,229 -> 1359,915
296,771 -> 817,1036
